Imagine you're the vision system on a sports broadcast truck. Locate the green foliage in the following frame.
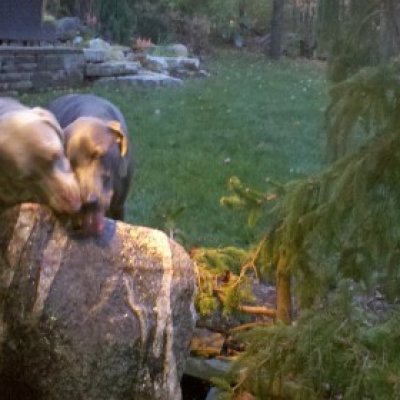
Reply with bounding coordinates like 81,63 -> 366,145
150,46 -> 178,57
318,0 -> 383,82
209,4 -> 400,398
169,0 -> 272,39
217,283 -> 400,399
192,246 -> 254,316
326,58 -> 400,160
131,1 -> 171,43
222,122 -> 400,308
95,0 -> 135,44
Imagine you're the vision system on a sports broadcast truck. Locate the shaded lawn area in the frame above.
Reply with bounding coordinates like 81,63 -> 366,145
21,49 -> 327,248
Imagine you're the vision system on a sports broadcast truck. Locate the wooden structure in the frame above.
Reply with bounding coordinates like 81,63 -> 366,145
0,0 -> 55,42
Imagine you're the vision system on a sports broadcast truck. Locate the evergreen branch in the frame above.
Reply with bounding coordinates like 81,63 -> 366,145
230,321 -> 274,332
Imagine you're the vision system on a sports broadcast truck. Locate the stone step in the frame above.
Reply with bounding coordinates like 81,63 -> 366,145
85,61 -> 140,78
83,48 -> 106,63
144,55 -> 200,73
96,72 -> 183,88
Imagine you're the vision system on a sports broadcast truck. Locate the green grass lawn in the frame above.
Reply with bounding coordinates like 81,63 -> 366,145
21,49 -> 327,248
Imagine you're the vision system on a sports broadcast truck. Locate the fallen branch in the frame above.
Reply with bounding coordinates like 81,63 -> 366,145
237,305 -> 277,318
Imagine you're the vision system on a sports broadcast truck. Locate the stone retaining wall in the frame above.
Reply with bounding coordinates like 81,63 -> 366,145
0,46 -> 84,92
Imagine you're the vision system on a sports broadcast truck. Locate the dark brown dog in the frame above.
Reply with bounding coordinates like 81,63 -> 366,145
47,94 -> 133,236
0,97 -> 81,214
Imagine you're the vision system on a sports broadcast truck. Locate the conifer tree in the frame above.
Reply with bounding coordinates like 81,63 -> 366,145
208,1 -> 400,398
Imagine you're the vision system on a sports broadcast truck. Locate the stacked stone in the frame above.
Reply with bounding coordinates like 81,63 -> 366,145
0,46 -> 84,92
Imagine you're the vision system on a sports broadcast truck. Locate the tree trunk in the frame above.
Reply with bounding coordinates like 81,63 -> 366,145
276,250 -> 292,324
268,0 -> 285,59
382,0 -> 400,58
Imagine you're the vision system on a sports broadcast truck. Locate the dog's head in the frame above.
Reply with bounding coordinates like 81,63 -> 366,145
63,116 -> 129,235
0,107 -> 81,214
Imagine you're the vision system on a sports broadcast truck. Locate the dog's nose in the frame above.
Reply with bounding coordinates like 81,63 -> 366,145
81,198 -> 99,211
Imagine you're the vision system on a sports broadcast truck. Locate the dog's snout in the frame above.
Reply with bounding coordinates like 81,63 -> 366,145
81,198 -> 99,212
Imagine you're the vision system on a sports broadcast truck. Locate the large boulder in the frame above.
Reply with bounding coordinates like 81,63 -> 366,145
166,44 -> 189,58
88,38 -> 111,50
87,39 -> 127,61
56,17 -> 87,42
0,204 -> 196,400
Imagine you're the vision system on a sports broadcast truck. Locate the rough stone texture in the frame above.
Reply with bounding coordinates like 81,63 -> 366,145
104,46 -> 127,62
0,47 -> 84,92
83,48 -> 106,64
163,57 -> 200,71
144,55 -> 200,74
205,387 -> 222,400
0,204 -> 196,400
96,73 -> 183,88
55,17 -> 87,42
184,357 -> 230,381
85,61 -> 140,78
166,44 -> 189,57
143,56 -> 169,73
89,38 -> 111,50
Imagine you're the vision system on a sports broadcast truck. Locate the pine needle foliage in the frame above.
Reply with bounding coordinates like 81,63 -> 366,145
207,4 -> 400,397
221,124 -> 400,308
215,282 -> 400,399
189,3 -> 400,398
192,246 -> 256,317
326,58 -> 400,160
317,0 -> 400,83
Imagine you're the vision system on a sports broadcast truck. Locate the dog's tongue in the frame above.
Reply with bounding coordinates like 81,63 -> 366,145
81,210 -> 105,236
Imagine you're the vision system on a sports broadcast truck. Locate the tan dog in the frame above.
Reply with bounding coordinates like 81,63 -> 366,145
0,97 -> 81,214
48,94 -> 133,236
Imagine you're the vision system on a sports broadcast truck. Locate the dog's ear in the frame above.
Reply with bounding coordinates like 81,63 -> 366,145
32,107 -> 64,141
107,120 -> 128,157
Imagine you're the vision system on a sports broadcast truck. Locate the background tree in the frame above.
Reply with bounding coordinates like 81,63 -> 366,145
268,0 -> 285,58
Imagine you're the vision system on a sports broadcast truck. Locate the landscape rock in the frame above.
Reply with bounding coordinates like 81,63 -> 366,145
184,357 -> 231,381
96,72 -> 184,88
205,388 -> 223,400
143,55 -> 169,73
198,69 -> 211,78
85,61 -> 140,77
87,42 -> 129,62
145,55 -> 200,73
164,57 -> 200,71
83,48 -> 106,63
104,46 -> 126,61
190,328 -> 225,357
89,37 -> 111,50
56,17 -> 87,42
166,44 -> 189,57
0,204 -> 196,400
